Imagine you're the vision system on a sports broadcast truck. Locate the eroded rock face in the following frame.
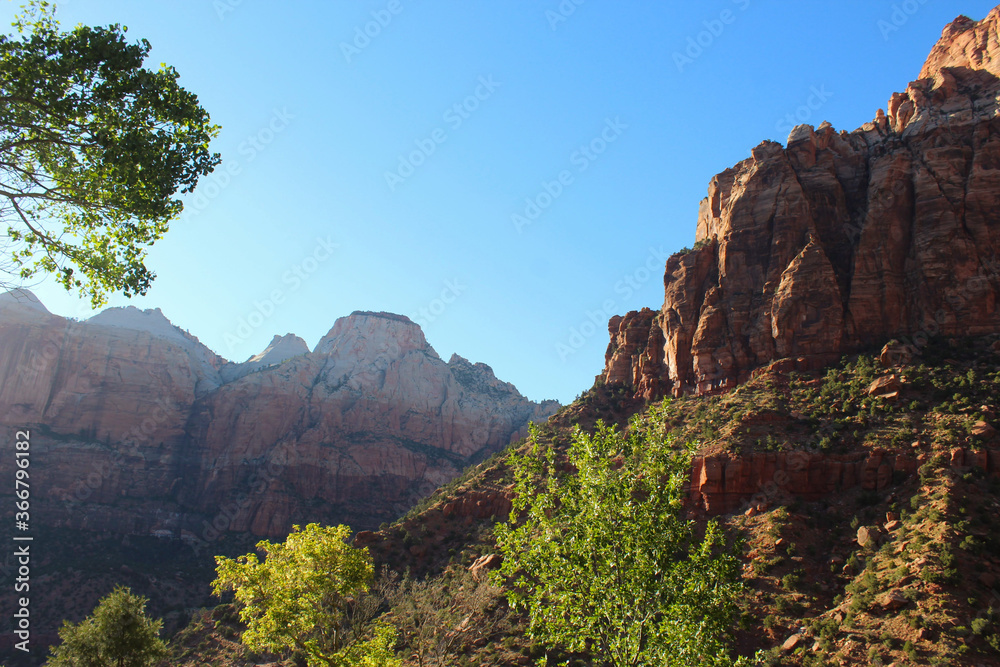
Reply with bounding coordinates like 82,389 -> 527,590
604,308 -> 666,400
688,447 -> 1000,516
606,9 -> 1000,398
0,296 -> 558,538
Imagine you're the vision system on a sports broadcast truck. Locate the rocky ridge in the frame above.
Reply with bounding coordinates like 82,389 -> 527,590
0,292 -> 558,539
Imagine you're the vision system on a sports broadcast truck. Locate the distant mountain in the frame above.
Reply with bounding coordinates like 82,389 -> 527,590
0,293 -> 559,541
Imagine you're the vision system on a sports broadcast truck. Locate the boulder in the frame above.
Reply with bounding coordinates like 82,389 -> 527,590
877,590 -> 908,611
973,421 -> 997,441
867,375 -> 903,398
782,634 -> 802,652
468,554 -> 503,581
857,525 -> 886,548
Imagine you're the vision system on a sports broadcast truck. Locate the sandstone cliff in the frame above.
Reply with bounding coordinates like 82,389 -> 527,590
605,9 -> 1000,397
0,293 -> 558,538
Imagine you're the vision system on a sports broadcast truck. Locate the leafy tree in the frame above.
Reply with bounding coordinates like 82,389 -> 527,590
44,585 -> 169,667
0,1 -> 219,305
212,523 -> 401,667
494,408 -> 746,667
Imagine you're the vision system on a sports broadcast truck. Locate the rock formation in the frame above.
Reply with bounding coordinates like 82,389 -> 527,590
688,446 -> 1000,516
605,9 -> 1000,397
0,292 -> 558,539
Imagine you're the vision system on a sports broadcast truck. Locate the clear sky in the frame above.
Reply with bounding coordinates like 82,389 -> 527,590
4,0 -> 997,404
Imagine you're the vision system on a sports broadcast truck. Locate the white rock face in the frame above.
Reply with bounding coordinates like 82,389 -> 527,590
87,306 -> 224,387
248,334 -> 310,365
315,311 -> 436,358
87,306 -> 191,343
222,333 -> 311,381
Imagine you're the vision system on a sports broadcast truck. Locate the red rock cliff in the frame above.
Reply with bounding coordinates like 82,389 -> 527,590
605,9 -> 1000,397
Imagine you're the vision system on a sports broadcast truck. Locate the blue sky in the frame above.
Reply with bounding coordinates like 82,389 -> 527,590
4,0 -> 997,404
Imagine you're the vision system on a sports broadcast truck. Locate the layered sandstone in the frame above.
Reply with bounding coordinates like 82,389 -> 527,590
605,9 -> 1000,397
0,295 -> 558,538
688,447 -> 1000,516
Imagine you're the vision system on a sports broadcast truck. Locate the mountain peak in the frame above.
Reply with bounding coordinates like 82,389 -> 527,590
348,311 -> 418,325
87,305 -> 189,344
0,288 -> 51,319
314,310 -> 437,359
604,5 -> 1000,400
246,333 -> 309,365
919,8 -> 1000,81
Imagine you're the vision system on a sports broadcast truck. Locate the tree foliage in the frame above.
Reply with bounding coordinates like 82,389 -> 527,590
494,407 -> 746,667
212,523 -> 401,667
44,585 -> 169,667
0,0 -> 219,305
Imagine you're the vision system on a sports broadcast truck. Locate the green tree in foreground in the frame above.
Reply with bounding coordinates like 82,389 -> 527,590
44,585 -> 168,667
495,407 -> 747,667
0,1 -> 219,305
212,523 -> 401,667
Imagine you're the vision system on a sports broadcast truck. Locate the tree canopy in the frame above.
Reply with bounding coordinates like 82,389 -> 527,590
0,0 -> 219,305
212,523 -> 401,667
494,407 -> 747,667
44,585 -> 169,667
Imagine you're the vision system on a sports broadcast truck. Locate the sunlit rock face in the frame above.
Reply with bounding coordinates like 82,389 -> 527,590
0,297 -> 558,538
605,9 -> 1000,398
